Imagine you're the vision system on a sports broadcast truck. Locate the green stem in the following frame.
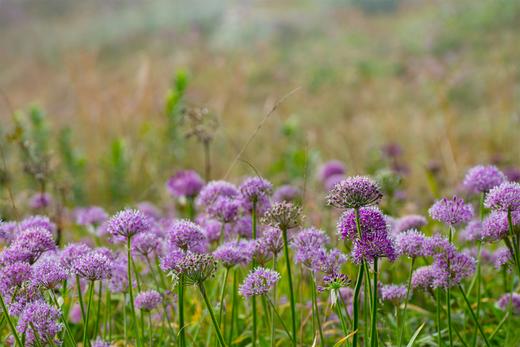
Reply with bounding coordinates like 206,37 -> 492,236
398,257 -> 415,347
311,274 -> 325,347
436,288 -> 443,347
218,268 -> 230,326
49,291 -> 76,345
281,226 -> 297,346
335,289 -> 349,338
352,264 -> 364,347
94,280 -> 103,338
0,292 -> 23,346
271,255 -> 278,347
187,196 -> 195,220
76,275 -> 86,322
82,281 -> 95,347
148,311 -> 153,346
446,227 -> 453,347
123,293 -> 127,346
178,275 -> 186,347
127,237 -> 141,347
370,258 -> 378,347
457,285 -> 490,347
199,283 -> 227,347
252,295 -> 257,347
228,269 -> 238,346
266,296 -> 293,342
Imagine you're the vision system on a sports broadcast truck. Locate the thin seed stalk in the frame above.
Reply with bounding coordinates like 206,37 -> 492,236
447,227 -> 454,347
178,275 -> 186,347
0,292 -> 23,346
311,274 -> 325,347
218,267 -> 230,326
398,257 -> 415,347
352,208 -> 364,347
436,288 -> 443,347
199,283 -> 227,347
228,269 -> 238,346
458,285 -> 491,347
94,280 -> 103,338
370,258 -> 378,347
251,200 -> 258,347
127,237 -> 141,347
281,225 -> 297,346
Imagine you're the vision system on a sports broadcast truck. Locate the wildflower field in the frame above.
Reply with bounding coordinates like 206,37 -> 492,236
0,1 -> 519,346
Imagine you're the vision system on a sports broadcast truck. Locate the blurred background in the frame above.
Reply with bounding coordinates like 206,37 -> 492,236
0,0 -> 519,209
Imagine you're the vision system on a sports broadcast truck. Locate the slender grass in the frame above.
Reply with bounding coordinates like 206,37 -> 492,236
281,224 -> 297,346
0,293 -> 23,346
352,207 -> 364,347
198,283 -> 227,347
370,257 -> 378,347
457,285 -> 490,347
311,274 -> 325,347
398,257 -> 415,347
446,227 -> 454,347
178,276 -> 186,347
127,237 -> 141,347
227,269 -> 238,346
82,281 -> 94,347
251,200 -> 258,347
435,288 -> 443,347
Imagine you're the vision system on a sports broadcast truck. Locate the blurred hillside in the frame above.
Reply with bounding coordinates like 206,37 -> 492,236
0,0 -> 519,207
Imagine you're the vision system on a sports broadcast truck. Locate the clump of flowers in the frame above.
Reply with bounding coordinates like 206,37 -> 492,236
337,207 -> 388,241
32,256 -> 68,289
72,250 -> 112,281
326,176 -> 382,209
239,267 -> 281,298
17,300 -> 63,346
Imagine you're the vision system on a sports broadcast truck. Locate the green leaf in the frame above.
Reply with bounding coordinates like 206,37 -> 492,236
406,322 -> 426,347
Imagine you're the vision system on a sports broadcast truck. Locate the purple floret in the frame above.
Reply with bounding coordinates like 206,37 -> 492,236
135,290 -> 162,311
17,300 -> 63,346
484,182 -> 520,212
394,215 -> 427,233
482,210 -> 520,242
459,220 -> 483,242
29,192 -> 53,210
337,207 -> 388,241
239,267 -> 281,298
131,232 -> 161,257
273,185 -> 301,203
380,284 -> 408,303
32,256 -> 68,289
326,176 -> 382,209
167,219 -> 207,253
429,196 -> 474,226
75,206 -> 108,227
213,240 -> 252,268
352,231 -> 396,264
463,165 -> 506,194
72,250 -> 112,281
207,196 -> 241,224
167,170 -> 205,198
496,293 -> 520,314
492,247 -> 512,270
318,160 -> 346,183
196,181 -> 240,208
106,209 -> 151,239
239,177 -> 273,202
394,229 -> 426,258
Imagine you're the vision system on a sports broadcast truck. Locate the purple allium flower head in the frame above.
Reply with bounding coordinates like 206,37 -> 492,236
29,192 -> 53,210
159,247 -> 185,273
318,160 -> 346,183
482,210 -> 520,242
337,207 -> 388,241
496,293 -> 520,314
292,227 -> 329,268
92,337 -> 111,347
131,232 -> 161,257
167,170 -> 204,198
196,180 -> 239,208
0,221 -> 17,242
326,176 -> 383,209
19,215 -> 56,234
459,220 -> 483,242
463,165 -> 506,194
75,206 -> 108,227
17,300 -> 62,346
239,177 -> 273,202
60,243 -> 91,272
197,216 -> 227,243
167,219 -> 207,253
0,261 -> 32,295
214,240 -> 252,268
319,273 -> 351,294
423,235 -> 456,258
135,290 -> 162,311
207,196 -> 241,224
394,229 -> 426,258
69,304 -> 83,324
431,252 -> 476,288
72,251 -> 112,281
108,253 -> 129,293
233,215 -> 252,239
428,196 -> 474,226
394,215 -> 427,233
273,185 -> 301,203
484,182 -> 520,212
352,231 -> 397,264
325,174 -> 347,192
175,252 -> 217,286
106,209 -> 151,239
314,248 -> 347,275
492,247 -> 512,270
136,202 -> 162,221
32,256 -> 68,289
4,227 -> 56,264
239,267 -> 281,298
411,266 -> 435,289
260,227 -> 284,256
504,167 -> 520,183
380,284 -> 408,303
262,201 -> 303,230
250,239 -> 273,265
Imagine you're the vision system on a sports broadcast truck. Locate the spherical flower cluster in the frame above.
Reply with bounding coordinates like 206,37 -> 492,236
314,248 -> 347,275
239,177 -> 273,202
393,215 -> 427,234
60,243 -> 91,272
207,196 -> 241,223
492,247 -> 512,270
72,251 -> 112,281
0,261 -> 32,295
239,267 -> 281,298
380,284 -> 408,303
463,165 -> 506,194
2,227 -> 56,264
159,247 -> 185,273
176,252 -> 217,286
394,229 -> 426,258
422,234 -> 456,258
196,181 -> 239,208
106,209 -> 151,239
32,256 -> 68,289
318,160 -> 346,183
292,227 -> 330,267
459,220 -> 483,242
260,227 -> 284,256
135,290 -> 162,311
17,300 -> 63,346
428,196 -> 474,226
233,216 -> 252,239
337,207 -> 388,241
0,221 -> 17,242
131,232 -> 161,257
411,266 -> 435,289
213,240 -> 252,268
496,293 -> 520,314
137,201 -> 162,221
482,210 -> 520,241
75,206 -> 108,227
484,182 -> 520,212
18,215 -> 56,234
167,220 -> 207,253
326,176 -> 382,209
325,174 -> 346,192
167,170 -> 204,198
433,252 -> 476,288
197,216 -> 228,243
273,185 -> 301,203
29,192 -> 53,209
92,338 -> 112,347
351,231 -> 397,264
504,167 -> 520,182
262,201 -> 302,230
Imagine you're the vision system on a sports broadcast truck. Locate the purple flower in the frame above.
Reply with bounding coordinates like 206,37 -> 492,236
135,290 -> 162,311
380,284 -> 408,303
136,202 -> 162,221
32,256 -> 68,289
92,337 -> 112,347
167,219 -> 207,253
318,160 -> 346,183
337,207 -> 388,241
29,192 -> 53,209
260,227 -> 284,256
352,231 -> 397,264
423,235 -> 456,258
60,243 -> 92,272
314,248 -> 347,275
207,197 -> 241,224
0,221 -> 17,243
428,196 -> 474,226
19,215 -> 56,234
326,176 -> 382,209
72,251 -> 112,281
262,201 -> 302,230
175,252 -> 217,285
75,206 -> 108,227
496,293 -> 520,314
2,227 -> 56,264
106,209 -> 151,239
233,216 -> 253,239
463,165 -> 506,194
197,216 -> 227,243
196,181 -> 239,208
393,215 -> 427,233
325,174 -> 347,192
430,252 -> 476,288
459,220 -> 483,242
492,247 -> 512,270
239,177 -> 273,203
0,261 -> 32,295
213,240 -> 252,268
17,300 -> 63,346
131,232 -> 161,257
167,170 -> 204,198
411,266 -> 435,289
292,228 -> 329,268
273,185 -> 301,203
108,253 -> 129,293
482,210 -> 520,242
394,229 -> 426,258
485,182 -> 520,212
504,167 -> 520,182
239,267 -> 281,298
319,273 -> 351,293
250,239 -> 273,266
159,247 -> 185,273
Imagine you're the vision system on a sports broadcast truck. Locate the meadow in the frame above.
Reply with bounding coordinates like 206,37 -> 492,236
0,0 -> 519,346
